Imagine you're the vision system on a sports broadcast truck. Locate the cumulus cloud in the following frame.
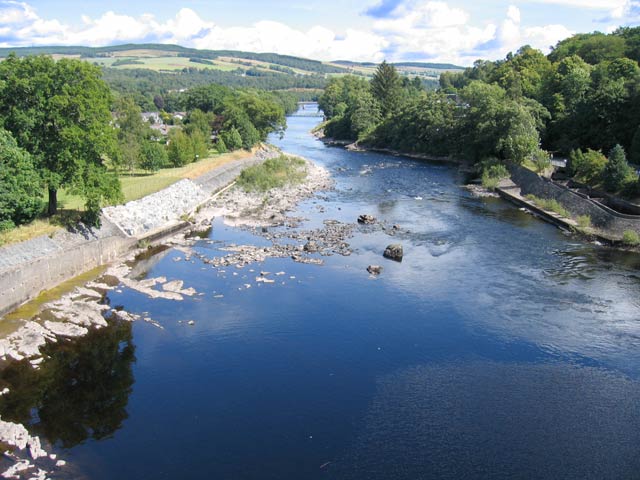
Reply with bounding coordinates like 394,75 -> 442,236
369,1 -> 572,64
0,0 -> 577,65
0,1 -> 385,61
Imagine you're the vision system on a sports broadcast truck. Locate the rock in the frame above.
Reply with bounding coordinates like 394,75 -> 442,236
383,244 -> 403,261
367,265 -> 383,275
358,214 -> 376,224
303,241 -> 319,253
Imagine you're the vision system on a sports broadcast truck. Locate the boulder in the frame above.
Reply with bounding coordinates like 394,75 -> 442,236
357,214 -> 376,224
303,241 -> 319,253
367,265 -> 383,275
383,244 -> 403,261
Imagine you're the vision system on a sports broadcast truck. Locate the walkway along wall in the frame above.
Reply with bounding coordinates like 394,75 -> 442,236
509,165 -> 640,237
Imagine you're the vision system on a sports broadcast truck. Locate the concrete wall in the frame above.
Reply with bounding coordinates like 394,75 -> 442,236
0,150 -> 273,316
510,165 -> 640,236
0,234 -> 135,316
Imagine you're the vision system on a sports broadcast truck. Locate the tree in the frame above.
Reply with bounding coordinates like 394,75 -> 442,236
221,127 -> 243,151
371,61 -> 402,117
568,149 -> 607,184
167,130 -> 194,167
190,130 -> 209,161
603,144 -> 632,191
184,109 -> 214,143
139,142 -> 167,172
0,129 -> 42,229
215,136 -> 228,154
0,54 -> 119,218
153,95 -> 165,110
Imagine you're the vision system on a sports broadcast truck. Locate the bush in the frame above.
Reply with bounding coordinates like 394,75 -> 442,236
237,155 -> 307,192
622,230 -> 640,246
576,215 -> 592,229
532,149 -> 551,173
481,163 -> 509,190
525,194 -> 570,217
568,149 -> 607,184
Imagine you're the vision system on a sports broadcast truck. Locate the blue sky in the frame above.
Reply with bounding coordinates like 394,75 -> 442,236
1,0 -> 638,65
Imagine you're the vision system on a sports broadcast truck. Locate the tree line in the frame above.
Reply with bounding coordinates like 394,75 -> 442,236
320,27 -> 640,196
0,54 -> 292,231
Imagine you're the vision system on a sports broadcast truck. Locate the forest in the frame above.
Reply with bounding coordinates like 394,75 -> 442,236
320,27 -> 640,198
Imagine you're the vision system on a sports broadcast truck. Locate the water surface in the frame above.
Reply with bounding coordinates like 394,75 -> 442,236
3,106 -> 640,479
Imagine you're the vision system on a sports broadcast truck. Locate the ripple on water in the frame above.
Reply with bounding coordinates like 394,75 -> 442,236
328,361 -> 640,480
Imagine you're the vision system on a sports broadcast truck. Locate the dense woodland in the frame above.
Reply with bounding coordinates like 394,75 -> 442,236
320,27 -> 640,197
102,67 -> 326,111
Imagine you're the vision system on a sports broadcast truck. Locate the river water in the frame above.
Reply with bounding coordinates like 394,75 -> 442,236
3,106 -> 640,479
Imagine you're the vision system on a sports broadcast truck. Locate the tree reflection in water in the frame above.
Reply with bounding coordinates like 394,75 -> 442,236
0,319 -> 135,449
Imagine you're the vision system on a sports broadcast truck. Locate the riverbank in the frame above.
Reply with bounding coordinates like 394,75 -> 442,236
0,152 -> 337,480
0,147 -> 279,317
314,131 -> 465,166
317,131 -> 640,249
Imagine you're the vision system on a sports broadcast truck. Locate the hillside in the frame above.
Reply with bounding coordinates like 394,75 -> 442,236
0,43 -> 463,82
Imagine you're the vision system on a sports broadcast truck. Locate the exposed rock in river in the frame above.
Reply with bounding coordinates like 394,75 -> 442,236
367,265 -> 383,275
383,244 -> 404,262
358,214 -> 376,224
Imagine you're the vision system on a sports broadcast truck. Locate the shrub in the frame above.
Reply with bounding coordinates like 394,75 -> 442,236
525,194 -> 570,217
622,230 -> 640,246
481,163 -> 509,190
237,155 -> 307,192
576,215 -> 591,229
568,149 -> 607,184
532,149 -> 551,173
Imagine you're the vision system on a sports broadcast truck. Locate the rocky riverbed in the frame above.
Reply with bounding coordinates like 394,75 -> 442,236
0,154 -> 338,479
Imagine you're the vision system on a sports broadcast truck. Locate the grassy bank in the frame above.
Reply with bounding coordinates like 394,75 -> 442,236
236,155 -> 307,192
0,148 -> 255,247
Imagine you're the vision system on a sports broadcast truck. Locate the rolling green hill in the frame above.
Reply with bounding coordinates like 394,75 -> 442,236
0,44 -> 464,110
0,43 -> 463,78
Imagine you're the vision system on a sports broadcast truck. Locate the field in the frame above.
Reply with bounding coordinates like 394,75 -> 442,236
1,43 -> 465,78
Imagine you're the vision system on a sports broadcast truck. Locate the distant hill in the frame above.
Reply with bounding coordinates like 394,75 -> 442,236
333,60 -> 464,70
0,43 -> 464,77
0,43 -> 460,110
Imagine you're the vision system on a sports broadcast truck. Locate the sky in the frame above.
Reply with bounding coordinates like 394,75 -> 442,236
0,0 -> 639,66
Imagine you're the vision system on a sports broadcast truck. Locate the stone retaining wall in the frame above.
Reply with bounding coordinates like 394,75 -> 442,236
0,232 -> 134,316
509,165 -> 640,237
0,149 -> 274,316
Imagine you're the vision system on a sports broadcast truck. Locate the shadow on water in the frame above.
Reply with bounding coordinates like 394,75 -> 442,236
0,320 -> 135,449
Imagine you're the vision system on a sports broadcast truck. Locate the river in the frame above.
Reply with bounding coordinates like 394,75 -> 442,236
3,105 -> 640,479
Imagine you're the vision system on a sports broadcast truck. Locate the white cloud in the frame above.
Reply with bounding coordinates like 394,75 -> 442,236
521,0 -> 625,8
372,2 -> 573,64
0,0 -> 577,66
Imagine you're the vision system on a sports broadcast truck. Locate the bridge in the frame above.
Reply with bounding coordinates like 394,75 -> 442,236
290,102 -> 324,117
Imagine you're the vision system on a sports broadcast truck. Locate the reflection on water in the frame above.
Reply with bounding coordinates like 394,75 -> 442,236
0,320 -> 135,449
2,107 -> 640,479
